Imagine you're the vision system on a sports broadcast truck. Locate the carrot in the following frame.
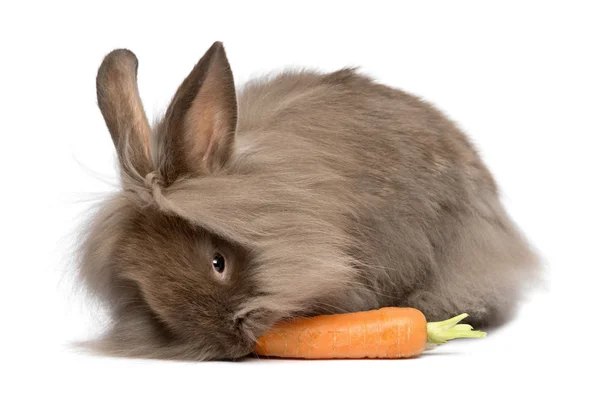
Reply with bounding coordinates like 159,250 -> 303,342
254,307 -> 486,359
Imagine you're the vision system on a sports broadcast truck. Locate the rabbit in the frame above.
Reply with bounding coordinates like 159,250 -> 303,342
77,41 -> 540,360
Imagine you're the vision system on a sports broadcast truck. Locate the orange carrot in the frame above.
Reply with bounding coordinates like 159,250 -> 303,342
255,307 -> 486,359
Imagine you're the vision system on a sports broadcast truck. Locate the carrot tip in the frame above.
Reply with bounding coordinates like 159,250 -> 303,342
426,313 -> 487,345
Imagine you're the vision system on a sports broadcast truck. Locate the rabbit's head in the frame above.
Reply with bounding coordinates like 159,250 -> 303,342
79,43 -> 274,360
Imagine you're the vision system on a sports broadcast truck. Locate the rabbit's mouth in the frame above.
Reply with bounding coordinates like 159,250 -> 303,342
233,308 -> 278,352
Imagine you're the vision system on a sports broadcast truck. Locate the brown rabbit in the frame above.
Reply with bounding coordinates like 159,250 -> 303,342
78,41 -> 540,360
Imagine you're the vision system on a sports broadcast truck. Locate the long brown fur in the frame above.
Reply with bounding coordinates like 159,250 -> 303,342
77,41 -> 540,360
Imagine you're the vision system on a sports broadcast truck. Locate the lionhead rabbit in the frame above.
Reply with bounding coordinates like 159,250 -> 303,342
78,41 -> 539,360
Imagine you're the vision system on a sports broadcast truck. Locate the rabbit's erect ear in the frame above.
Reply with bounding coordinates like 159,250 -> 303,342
158,41 -> 237,184
96,49 -> 152,177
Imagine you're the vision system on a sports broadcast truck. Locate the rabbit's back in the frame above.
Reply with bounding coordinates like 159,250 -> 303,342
231,68 -> 539,326
235,68 -> 494,195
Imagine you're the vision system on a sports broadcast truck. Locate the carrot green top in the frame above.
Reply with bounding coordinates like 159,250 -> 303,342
426,313 -> 486,344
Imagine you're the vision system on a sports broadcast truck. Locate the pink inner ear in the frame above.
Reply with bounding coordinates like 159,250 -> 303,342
182,70 -> 235,173
185,100 -> 215,167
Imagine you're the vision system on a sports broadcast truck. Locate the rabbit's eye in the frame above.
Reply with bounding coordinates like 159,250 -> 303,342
212,253 -> 225,273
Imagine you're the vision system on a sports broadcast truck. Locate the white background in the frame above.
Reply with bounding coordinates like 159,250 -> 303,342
1,1 -> 598,413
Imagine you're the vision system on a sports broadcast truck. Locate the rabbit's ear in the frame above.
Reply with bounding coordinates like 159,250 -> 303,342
158,41 -> 237,184
96,49 -> 152,177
